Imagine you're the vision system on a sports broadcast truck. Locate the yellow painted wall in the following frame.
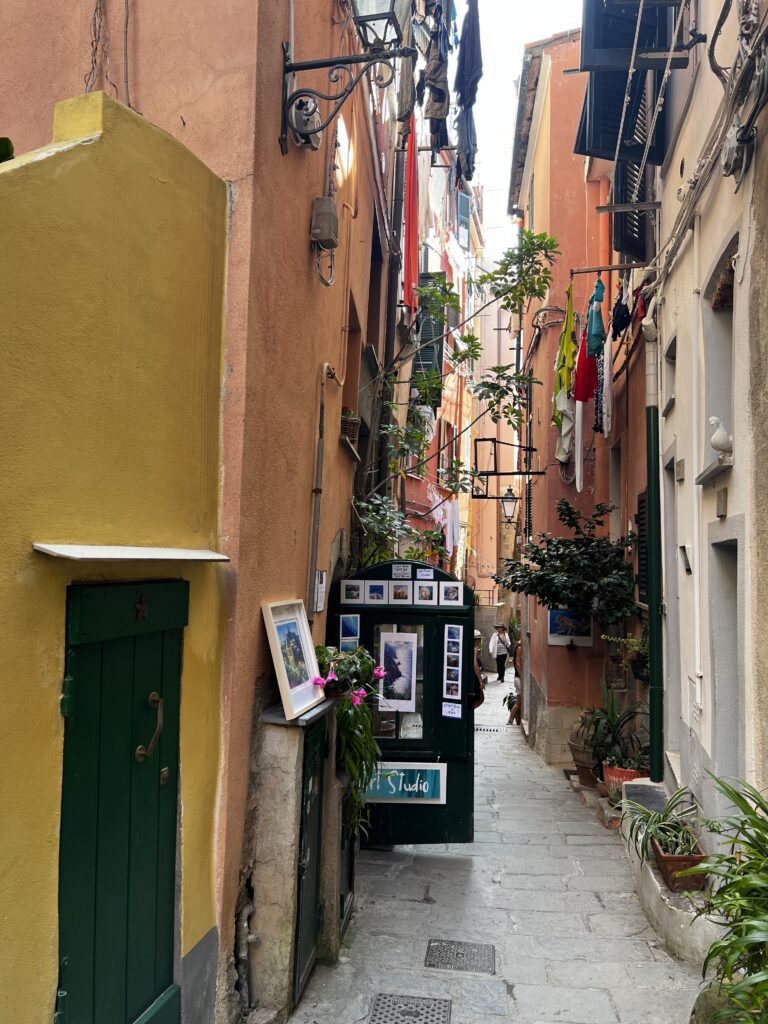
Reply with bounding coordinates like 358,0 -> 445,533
0,93 -> 226,1022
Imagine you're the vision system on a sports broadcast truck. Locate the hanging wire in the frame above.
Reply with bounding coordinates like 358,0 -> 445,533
611,0 -> 646,200
84,0 -> 119,97
631,0 -> 690,201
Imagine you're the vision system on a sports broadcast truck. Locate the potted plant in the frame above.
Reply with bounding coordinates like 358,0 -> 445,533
601,627 -> 649,683
623,787 -> 707,892
579,684 -> 645,783
315,644 -> 382,838
603,750 -> 650,789
567,710 -> 600,788
683,776 -> 768,1022
340,406 -> 361,446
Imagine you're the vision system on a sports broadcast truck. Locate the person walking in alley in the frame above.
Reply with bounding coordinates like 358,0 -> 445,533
489,622 -> 511,682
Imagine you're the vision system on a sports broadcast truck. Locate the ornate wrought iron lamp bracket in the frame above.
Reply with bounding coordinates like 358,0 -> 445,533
280,42 -> 417,154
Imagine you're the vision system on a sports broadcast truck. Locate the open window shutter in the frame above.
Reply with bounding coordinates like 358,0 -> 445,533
574,69 -> 665,164
614,161 -> 648,260
580,0 -> 687,72
457,191 -> 470,251
636,490 -> 648,605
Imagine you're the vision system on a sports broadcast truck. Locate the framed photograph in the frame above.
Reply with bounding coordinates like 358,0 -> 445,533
446,653 -> 460,668
446,625 -> 461,642
365,581 -> 387,604
547,609 -> 593,647
445,667 -> 460,682
378,631 -> 418,712
443,623 -> 463,699
339,638 -> 358,652
340,580 -> 363,605
340,614 -> 360,640
261,600 -> 324,720
446,640 -> 460,654
389,581 -> 413,605
439,581 -> 464,606
445,681 -> 459,698
414,581 -> 438,606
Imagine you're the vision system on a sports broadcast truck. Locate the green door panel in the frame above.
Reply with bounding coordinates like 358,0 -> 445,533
59,581 -> 185,1024
67,580 -> 189,645
293,720 -> 326,1003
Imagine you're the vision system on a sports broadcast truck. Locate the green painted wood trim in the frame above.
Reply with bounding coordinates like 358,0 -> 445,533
132,985 -> 180,1024
67,580 -> 189,645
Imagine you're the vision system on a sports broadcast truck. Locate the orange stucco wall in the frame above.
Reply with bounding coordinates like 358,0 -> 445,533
0,0 -> 393,995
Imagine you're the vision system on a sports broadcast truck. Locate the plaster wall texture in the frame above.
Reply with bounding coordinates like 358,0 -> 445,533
748,132 -> 768,792
655,6 -> 757,814
0,8 -> 392,1006
516,35 -> 618,756
0,93 -> 227,1023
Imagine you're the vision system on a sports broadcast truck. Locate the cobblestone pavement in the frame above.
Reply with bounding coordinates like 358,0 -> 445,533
288,675 -> 702,1024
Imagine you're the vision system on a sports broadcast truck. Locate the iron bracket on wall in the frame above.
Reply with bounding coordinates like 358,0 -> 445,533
280,42 -> 417,154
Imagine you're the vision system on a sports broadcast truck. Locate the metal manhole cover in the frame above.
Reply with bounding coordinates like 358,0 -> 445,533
425,938 -> 495,974
368,994 -> 451,1023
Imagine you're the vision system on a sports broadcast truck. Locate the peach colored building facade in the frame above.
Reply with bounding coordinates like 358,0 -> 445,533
509,30 -> 648,764
0,3 -> 399,1021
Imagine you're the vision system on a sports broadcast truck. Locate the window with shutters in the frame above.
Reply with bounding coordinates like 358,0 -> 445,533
636,490 -> 648,606
457,191 -> 470,251
437,419 -> 456,478
574,69 -> 666,166
580,0 -> 688,72
614,160 -> 648,260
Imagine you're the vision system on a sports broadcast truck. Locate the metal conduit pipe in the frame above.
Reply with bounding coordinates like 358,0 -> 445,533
642,298 -> 664,781
307,363 -> 342,625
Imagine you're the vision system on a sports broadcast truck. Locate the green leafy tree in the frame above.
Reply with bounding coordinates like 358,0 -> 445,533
495,500 -> 636,626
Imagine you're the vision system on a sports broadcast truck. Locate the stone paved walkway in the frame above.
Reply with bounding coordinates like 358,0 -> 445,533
288,676 -> 702,1024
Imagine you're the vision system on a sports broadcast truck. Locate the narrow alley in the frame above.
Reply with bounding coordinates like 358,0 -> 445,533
289,677 -> 701,1024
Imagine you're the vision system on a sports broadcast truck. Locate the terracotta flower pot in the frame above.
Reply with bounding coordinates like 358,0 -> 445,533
602,764 -> 649,790
567,723 -> 597,788
650,836 -> 708,892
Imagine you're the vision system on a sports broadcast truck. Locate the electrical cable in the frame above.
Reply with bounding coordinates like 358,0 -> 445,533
611,0 -> 646,203
631,0 -> 691,201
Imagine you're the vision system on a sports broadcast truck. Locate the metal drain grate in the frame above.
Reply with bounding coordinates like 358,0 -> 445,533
425,938 -> 495,974
368,993 -> 451,1023
474,726 -> 512,734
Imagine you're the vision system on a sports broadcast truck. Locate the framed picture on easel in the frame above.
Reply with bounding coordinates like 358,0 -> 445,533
262,600 -> 325,719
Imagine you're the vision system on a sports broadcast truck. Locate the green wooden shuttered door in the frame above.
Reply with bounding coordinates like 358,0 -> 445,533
58,581 -> 188,1024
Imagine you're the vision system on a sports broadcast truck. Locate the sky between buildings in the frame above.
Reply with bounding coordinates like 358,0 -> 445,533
472,0 -> 583,259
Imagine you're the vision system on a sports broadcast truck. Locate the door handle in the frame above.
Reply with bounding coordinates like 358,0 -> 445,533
135,691 -> 164,762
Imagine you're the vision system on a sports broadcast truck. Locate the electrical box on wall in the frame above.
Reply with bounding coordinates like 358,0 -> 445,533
310,197 -> 338,250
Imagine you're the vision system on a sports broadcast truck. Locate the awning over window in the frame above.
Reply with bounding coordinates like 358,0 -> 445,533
580,0 -> 688,72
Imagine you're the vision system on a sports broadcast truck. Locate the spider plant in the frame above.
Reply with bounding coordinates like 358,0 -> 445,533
622,786 -> 701,860
682,776 -> 768,1023
580,684 -> 644,776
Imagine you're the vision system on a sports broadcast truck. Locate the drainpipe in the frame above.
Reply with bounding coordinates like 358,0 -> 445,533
378,143 -> 407,490
691,213 -> 703,692
307,364 -> 342,626
642,299 -> 663,782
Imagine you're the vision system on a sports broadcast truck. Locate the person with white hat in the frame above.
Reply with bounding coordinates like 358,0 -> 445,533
488,622 -> 511,682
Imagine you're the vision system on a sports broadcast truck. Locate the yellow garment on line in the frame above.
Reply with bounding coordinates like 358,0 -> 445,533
551,284 -> 576,428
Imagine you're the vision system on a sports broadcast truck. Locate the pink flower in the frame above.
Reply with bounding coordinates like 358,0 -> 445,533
351,693 -> 363,706
311,676 -> 326,688
355,688 -> 367,700
373,666 -> 386,679
326,670 -> 338,682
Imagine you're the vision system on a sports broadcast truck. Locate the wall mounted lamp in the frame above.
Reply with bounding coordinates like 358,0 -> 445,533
280,0 -> 417,154
500,487 -> 519,524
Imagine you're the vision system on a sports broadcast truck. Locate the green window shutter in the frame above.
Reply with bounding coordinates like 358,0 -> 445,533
614,160 -> 648,260
574,69 -> 666,165
457,191 -> 470,251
